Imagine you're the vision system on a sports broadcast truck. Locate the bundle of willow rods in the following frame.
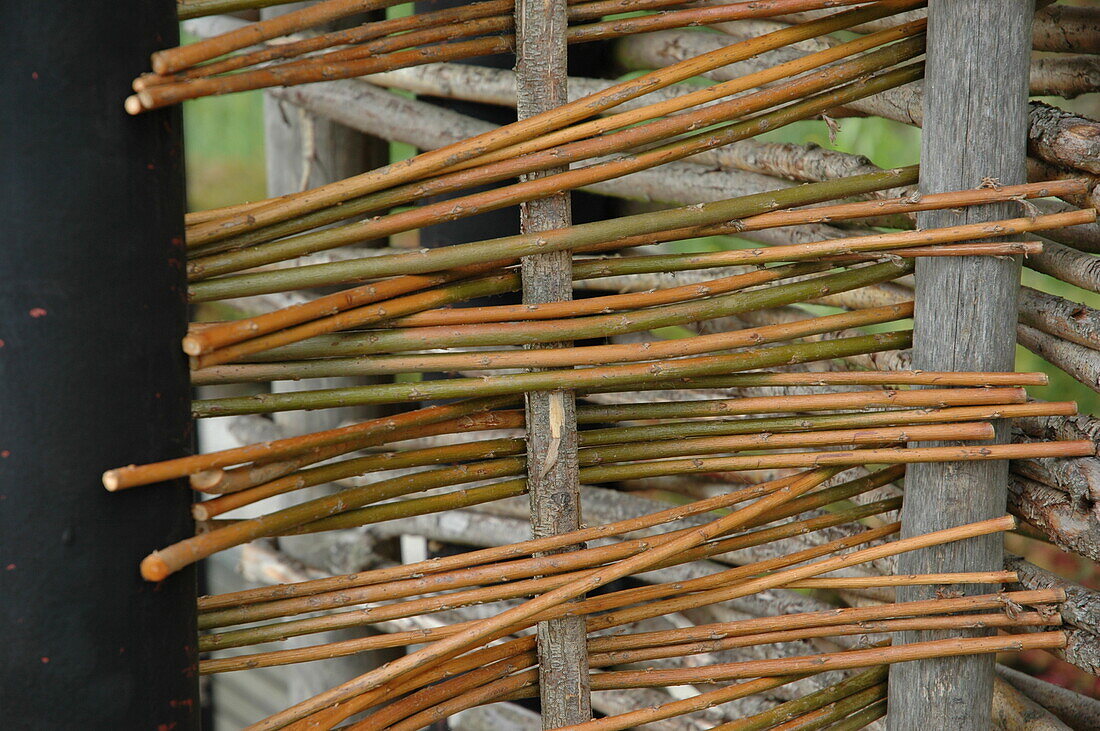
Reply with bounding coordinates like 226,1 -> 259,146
130,0 -> 915,112
107,0 -> 1100,728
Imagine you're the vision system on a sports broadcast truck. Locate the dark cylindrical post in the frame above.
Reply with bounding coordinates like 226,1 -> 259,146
888,1 -> 1034,728
0,1 -> 198,728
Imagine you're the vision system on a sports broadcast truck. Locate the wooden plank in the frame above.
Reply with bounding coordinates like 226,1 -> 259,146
887,2 -> 1035,728
515,0 -> 592,725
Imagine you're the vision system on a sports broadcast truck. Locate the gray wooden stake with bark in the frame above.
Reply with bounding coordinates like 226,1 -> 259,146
515,0 -> 592,724
888,1 -> 1035,728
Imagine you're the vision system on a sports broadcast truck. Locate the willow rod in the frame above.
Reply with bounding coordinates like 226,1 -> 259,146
761,684 -> 887,731
243,470 -> 842,727
203,568 -> 1033,660
103,394 -> 517,490
592,632 -> 1065,689
210,495 -> 897,672
190,409 -> 523,494
163,0 -> 697,86
184,14 -> 926,259
244,512 -> 1016,730
196,381 -> 989,496
584,588 -> 1064,654
719,666 -> 888,731
200,498 -> 899,648
355,613 -> 1053,730
180,0 -> 917,244
321,525 -> 1038,729
451,19 -> 927,173
108,369 -> 1049,492
278,440 -> 1089,540
194,386 -> 1041,500
185,180 -> 1089,302
192,404 -> 949,521
135,0 -> 890,111
201,400 -> 1069,517
187,51 -> 926,280
191,207 -> 1077,367
160,0 -> 429,73
191,330 -> 916,416
192,302 -> 911,384
199,468 -> 903,612
280,586 -> 1063,728
191,260 -> 825,368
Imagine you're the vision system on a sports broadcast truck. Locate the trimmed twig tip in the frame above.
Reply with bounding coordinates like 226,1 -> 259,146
123,95 -> 145,116
102,469 -> 122,491
192,503 -> 212,521
181,334 -> 205,356
190,469 -> 224,491
140,553 -> 170,582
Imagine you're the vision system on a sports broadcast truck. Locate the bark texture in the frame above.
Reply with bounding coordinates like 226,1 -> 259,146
888,3 -> 1034,728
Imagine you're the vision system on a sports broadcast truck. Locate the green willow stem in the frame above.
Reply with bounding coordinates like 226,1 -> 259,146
186,164 -> 919,302
204,418 -> 931,518
783,684 -> 888,731
721,666 -> 887,731
203,468 -> 901,626
177,0 -> 302,19
827,699 -> 887,730
191,329 -> 914,416
214,261 -> 900,360
186,34 -> 922,266
198,261 -> 827,371
183,0 -> 914,246
189,62 -> 922,285
277,441 -> 1037,536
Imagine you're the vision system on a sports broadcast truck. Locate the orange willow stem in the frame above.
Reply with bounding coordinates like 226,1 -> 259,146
102,395 -> 517,490
249,516 -> 1019,730
185,181 -> 1089,302
156,0 -> 410,74
187,51 -> 926,280
190,330 -> 918,416
192,413 -> 936,520
185,16 -> 924,260
135,0 -> 885,112
593,632 -> 1066,689
199,468 -> 903,612
263,441 -> 1088,541
302,589 -> 1061,729
197,388 -> 1046,499
105,369 -> 1050,491
190,409 -> 524,494
200,499 -> 902,647
190,207 -> 1081,368
181,0 -> 915,245
457,18 -> 928,172
192,303 -> 912,383
191,260 -> 826,369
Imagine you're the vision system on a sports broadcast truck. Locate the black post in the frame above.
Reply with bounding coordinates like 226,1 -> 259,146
0,2 -> 198,728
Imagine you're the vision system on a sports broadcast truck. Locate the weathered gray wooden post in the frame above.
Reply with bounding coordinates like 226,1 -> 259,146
515,0 -> 592,725
888,1 -> 1035,727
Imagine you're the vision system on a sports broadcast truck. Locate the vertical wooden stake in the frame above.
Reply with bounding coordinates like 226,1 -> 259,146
515,0 -> 592,725
888,1 -> 1035,728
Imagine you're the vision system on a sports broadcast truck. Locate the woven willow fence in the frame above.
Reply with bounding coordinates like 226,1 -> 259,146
110,0 -> 1100,728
